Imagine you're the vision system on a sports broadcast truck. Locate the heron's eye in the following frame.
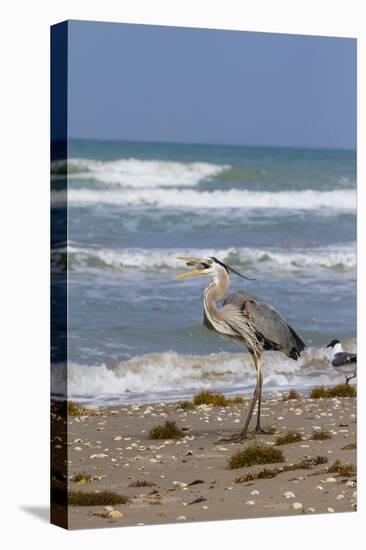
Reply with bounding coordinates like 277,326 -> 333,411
208,259 -> 213,265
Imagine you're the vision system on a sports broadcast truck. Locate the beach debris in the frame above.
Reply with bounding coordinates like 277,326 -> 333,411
292,502 -> 303,510
187,479 -> 204,486
250,490 -> 260,496
107,510 -> 124,519
306,507 -> 316,513
173,481 -> 188,489
128,480 -> 157,488
113,436 -> 122,441
346,480 -> 356,487
246,500 -> 255,505
186,450 -> 193,456
327,507 -> 335,513
90,453 -> 108,459
316,486 -> 323,491
283,491 -> 296,499
336,494 -> 345,500
176,515 -> 186,521
188,496 -> 207,505
177,400 -> 195,411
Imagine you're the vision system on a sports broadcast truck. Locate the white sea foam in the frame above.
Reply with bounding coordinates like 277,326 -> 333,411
67,243 -> 356,274
59,188 -> 356,210
51,342 -> 356,405
53,157 -> 229,187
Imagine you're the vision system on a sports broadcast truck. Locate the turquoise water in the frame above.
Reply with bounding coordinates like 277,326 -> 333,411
51,139 -> 356,404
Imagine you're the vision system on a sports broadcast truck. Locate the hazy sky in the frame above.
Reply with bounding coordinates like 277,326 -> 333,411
67,20 -> 356,149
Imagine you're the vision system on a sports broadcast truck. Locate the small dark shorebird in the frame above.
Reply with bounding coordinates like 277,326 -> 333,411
327,339 -> 357,385
177,256 -> 305,442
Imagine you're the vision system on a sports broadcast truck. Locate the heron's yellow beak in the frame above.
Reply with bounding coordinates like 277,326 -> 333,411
176,257 -> 207,279
176,268 -> 205,279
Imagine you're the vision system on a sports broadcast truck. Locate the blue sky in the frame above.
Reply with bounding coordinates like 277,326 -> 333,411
67,21 -> 356,149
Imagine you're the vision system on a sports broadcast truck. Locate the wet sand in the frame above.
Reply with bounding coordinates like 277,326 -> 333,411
63,394 -> 357,529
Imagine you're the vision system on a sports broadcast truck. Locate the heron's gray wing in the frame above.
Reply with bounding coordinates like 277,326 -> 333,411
223,291 -> 305,359
332,352 -> 357,367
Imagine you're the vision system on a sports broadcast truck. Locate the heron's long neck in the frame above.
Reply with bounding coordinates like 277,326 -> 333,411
204,271 -> 230,317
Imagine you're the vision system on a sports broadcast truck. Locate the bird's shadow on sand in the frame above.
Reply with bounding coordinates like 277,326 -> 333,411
20,505 -> 49,523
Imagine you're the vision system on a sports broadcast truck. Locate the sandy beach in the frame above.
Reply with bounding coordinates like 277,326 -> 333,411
52,391 -> 357,529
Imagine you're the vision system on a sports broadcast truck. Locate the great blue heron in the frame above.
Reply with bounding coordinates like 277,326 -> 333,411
177,256 -> 305,441
327,339 -> 357,385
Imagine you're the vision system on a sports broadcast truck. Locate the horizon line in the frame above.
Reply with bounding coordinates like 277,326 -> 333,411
67,136 -> 356,153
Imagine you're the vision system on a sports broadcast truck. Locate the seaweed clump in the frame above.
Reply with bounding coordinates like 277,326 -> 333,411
275,431 -> 303,446
70,472 -> 92,485
310,385 -> 356,399
228,445 -> 284,470
177,400 -> 196,411
311,430 -> 332,441
193,391 -> 246,407
233,456 -> 328,483
193,391 -> 229,407
282,389 -> 301,401
149,421 -> 184,440
341,442 -> 356,450
68,490 -> 129,506
328,460 -> 356,478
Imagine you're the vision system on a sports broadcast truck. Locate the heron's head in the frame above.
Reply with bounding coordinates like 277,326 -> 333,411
176,256 -> 255,281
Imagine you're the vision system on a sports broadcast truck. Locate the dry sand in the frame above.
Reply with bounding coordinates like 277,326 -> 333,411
62,393 -> 356,529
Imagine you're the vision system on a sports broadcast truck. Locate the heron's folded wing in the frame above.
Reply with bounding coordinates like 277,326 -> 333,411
223,291 -> 304,355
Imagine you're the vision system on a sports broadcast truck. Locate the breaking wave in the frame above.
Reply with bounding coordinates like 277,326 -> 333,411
51,342 -> 356,405
51,157 -> 230,187
53,188 -> 356,210
64,243 -> 356,275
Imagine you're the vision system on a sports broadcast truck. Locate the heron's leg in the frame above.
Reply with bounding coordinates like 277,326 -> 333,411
255,362 -> 264,433
238,354 -> 261,440
215,354 -> 260,443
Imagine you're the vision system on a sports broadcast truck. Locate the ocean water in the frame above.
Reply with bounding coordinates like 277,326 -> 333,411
51,139 -> 356,405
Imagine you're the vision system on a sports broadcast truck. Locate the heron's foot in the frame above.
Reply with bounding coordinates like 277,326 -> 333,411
255,426 -> 275,435
215,432 -> 253,444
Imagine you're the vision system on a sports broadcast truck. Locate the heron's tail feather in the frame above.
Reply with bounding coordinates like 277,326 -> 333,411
287,324 -> 306,360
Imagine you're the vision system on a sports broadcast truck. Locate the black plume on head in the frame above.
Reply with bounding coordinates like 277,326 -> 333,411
327,339 -> 340,348
210,257 -> 255,281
